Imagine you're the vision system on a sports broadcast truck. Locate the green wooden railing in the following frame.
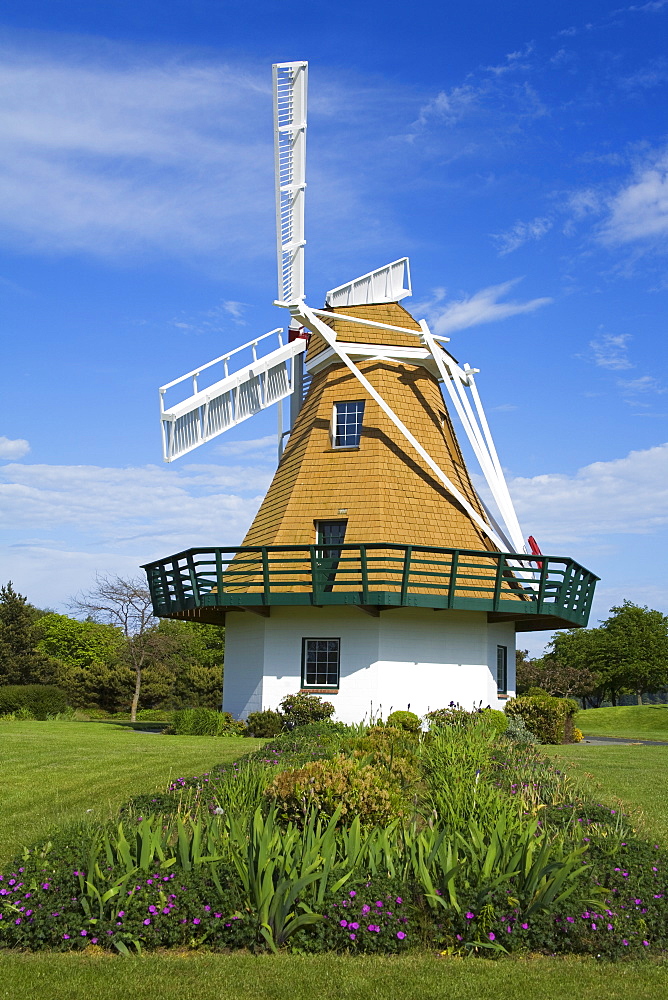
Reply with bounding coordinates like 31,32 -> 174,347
142,544 -> 598,627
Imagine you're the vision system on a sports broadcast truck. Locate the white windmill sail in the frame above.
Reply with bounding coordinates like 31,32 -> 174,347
274,61 -> 308,305
325,258 -> 411,308
159,330 -> 307,463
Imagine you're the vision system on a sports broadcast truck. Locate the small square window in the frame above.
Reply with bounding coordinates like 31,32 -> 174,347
302,638 -> 340,688
333,401 -> 364,447
496,645 -> 508,694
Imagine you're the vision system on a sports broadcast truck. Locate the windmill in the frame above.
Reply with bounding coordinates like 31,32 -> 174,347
143,61 -> 598,722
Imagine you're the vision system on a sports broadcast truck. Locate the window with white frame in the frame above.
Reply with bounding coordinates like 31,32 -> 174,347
333,400 -> 365,448
302,638 -> 340,688
496,645 -> 508,694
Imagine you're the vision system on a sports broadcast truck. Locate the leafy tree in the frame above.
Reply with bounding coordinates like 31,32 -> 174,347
602,601 -> 668,705
548,602 -> 668,706
34,613 -> 129,711
516,649 -> 600,701
141,619 -> 224,709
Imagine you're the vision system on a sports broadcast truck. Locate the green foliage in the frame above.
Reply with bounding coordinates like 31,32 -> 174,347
481,708 -> 508,736
170,707 -> 245,737
425,703 -> 485,729
386,710 -> 421,733
279,692 -> 335,728
503,714 -> 539,746
0,684 -> 67,720
267,757 -> 399,827
505,695 -> 578,744
0,582 -> 58,686
245,709 -> 283,738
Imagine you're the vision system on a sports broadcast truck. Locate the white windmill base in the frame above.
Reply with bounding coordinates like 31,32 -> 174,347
221,607 -> 515,724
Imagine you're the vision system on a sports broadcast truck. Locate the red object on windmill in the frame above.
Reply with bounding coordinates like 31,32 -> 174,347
528,535 -> 543,569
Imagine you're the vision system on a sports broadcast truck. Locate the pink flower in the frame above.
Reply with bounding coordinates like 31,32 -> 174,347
397,931 -> 406,940
349,933 -> 356,940
488,932 -> 495,941
143,919 -> 151,925
340,920 -> 348,928
465,912 -> 475,920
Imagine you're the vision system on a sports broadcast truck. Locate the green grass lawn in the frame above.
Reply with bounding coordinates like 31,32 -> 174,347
544,744 -> 668,845
0,721 -> 261,868
576,705 -> 668,742
0,953 -> 666,1000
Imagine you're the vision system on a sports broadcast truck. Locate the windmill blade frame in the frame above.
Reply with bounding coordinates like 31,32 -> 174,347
273,60 -> 308,305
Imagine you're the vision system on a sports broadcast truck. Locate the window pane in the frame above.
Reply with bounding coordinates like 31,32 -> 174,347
303,638 -> 340,688
334,401 -> 364,447
496,645 -> 507,692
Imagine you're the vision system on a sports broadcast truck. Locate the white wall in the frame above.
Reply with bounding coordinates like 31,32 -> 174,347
223,606 -> 516,723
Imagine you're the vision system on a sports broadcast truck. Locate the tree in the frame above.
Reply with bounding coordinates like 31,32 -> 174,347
69,575 -> 167,721
34,612 -> 129,711
602,601 -> 668,705
0,582 -> 58,686
517,651 -> 600,701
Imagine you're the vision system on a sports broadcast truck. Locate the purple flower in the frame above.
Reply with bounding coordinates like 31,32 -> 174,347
361,905 -> 370,915
148,905 -> 157,914
622,939 -> 629,946
80,930 -> 87,937
376,901 -> 383,908
349,933 -> 356,940
643,940 -> 650,947
397,931 -> 406,940
465,911 -> 475,920
349,922 -> 359,930
63,934 -> 70,940
193,918 -> 201,925
488,932 -> 495,941
143,918 -> 151,926
349,890 -> 356,898
396,897 -> 403,904
340,920 -> 348,928
91,938 -> 98,944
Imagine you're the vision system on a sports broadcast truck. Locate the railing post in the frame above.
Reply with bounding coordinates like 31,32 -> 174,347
261,548 -> 271,605
215,549 -> 223,598
173,558 -> 187,607
309,545 -> 322,604
360,545 -> 369,604
447,550 -> 459,608
536,557 -> 549,614
400,546 -> 412,604
186,552 -> 200,607
158,563 -> 171,614
492,554 -> 507,611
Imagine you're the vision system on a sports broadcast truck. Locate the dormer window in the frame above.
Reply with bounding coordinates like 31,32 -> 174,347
333,400 -> 365,448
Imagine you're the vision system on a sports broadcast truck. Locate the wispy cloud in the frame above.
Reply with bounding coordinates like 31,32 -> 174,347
598,146 -> 668,246
491,217 -> 552,255
0,436 -> 30,460
618,374 -> 667,395
588,332 -> 634,370
417,279 -> 552,336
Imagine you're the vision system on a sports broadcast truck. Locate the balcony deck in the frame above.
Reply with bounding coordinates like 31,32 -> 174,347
142,544 -> 598,633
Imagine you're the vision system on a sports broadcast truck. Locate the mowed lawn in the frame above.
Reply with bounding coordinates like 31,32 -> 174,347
544,743 -> 668,845
0,721 -> 261,868
0,953 -> 667,1000
576,705 -> 668,742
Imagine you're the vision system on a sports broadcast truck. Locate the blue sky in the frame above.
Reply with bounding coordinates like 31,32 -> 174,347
0,0 -> 667,655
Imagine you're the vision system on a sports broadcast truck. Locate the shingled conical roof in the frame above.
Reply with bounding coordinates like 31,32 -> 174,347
240,301 -> 494,552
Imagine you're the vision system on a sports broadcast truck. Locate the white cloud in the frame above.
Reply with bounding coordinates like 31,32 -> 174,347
617,375 -> 667,395
588,332 -> 634,370
0,436 -> 30,459
509,442 -> 668,546
0,44 -> 278,261
599,148 -> 668,245
0,461 -> 271,551
417,279 -> 552,336
491,216 -> 552,255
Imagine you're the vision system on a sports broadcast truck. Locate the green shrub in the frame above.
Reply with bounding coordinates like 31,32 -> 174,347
266,756 -> 398,826
525,686 -> 551,698
505,694 -> 579,744
481,707 -> 508,736
0,684 -> 67,720
386,710 -> 421,732
279,692 -> 335,728
503,714 -> 538,746
425,702 -> 485,729
169,707 -> 245,737
135,709 -> 173,722
245,709 -> 283,737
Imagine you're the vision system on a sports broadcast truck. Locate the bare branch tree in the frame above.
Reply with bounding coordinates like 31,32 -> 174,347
69,574 -> 159,721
